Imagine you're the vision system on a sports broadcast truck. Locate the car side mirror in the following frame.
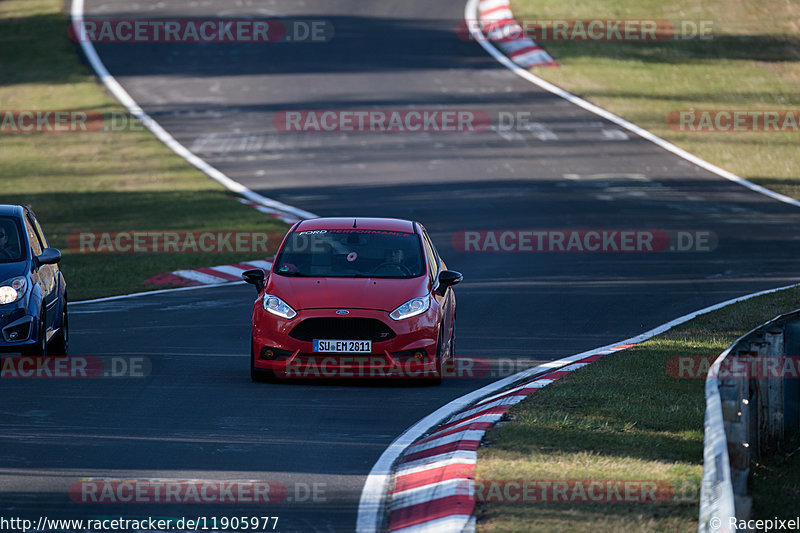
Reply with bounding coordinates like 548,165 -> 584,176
242,269 -> 266,293
438,270 -> 463,292
36,248 -> 62,266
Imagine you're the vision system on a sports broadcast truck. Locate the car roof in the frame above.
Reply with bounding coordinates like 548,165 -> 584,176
0,204 -> 24,217
295,217 -> 417,233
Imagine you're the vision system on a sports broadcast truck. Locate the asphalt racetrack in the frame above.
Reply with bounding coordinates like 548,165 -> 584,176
1,0 -> 798,531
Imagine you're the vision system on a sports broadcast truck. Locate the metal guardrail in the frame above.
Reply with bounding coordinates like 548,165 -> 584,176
699,309 -> 800,532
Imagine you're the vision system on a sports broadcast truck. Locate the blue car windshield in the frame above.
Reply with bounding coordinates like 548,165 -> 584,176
275,229 -> 425,279
0,217 -> 24,263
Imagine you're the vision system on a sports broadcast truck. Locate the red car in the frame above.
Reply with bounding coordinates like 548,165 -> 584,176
243,217 -> 461,384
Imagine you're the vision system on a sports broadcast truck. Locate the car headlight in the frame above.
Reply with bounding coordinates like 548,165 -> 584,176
390,295 -> 430,321
0,277 -> 26,305
262,293 -> 297,319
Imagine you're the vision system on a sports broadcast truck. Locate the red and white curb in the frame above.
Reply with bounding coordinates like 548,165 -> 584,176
139,198 -> 296,288
385,349 -> 626,533
234,198 -> 303,225
144,259 -> 272,287
140,196 -> 298,288
477,0 -> 557,68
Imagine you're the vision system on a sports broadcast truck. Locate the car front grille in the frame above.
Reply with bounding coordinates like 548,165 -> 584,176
289,317 -> 396,342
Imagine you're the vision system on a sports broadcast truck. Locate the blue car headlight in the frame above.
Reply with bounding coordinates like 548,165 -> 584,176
0,277 -> 26,305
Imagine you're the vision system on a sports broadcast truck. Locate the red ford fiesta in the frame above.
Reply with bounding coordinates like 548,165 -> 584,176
243,217 -> 461,384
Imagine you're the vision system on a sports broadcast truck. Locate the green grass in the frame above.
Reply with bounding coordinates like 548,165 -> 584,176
509,0 -> 800,200
475,286 -> 800,532
749,431 -> 800,522
0,0 -> 288,300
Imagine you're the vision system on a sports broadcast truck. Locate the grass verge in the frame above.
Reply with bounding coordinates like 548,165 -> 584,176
749,430 -> 800,522
508,0 -> 800,200
475,285 -> 800,532
0,0 -> 288,300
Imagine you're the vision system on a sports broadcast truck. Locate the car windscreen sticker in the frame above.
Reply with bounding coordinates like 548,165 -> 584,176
324,229 -> 414,237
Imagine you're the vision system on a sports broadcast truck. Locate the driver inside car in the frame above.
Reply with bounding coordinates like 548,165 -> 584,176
0,221 -> 20,261
384,248 -> 405,265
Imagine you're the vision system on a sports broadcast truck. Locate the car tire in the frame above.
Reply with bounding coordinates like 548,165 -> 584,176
50,300 -> 69,356
250,339 -> 274,383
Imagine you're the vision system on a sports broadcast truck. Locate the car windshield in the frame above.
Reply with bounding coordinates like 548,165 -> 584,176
274,229 -> 426,279
0,217 -> 24,263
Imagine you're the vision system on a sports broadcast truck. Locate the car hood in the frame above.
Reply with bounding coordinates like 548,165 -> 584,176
0,261 -> 28,282
266,275 -> 429,312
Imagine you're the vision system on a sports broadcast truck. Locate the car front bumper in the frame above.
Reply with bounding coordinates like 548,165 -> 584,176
252,306 -> 442,379
0,307 -> 40,353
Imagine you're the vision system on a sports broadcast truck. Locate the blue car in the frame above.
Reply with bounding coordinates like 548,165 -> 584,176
0,205 -> 68,356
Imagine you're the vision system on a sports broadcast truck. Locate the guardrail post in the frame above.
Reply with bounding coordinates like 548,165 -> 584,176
784,321 -> 800,432
760,329 -> 785,454
720,350 -> 752,500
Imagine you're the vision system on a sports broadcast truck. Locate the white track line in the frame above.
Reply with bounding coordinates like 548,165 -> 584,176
71,261 -> 272,304
70,281 -> 248,306
464,0 -> 800,208
356,282 -> 800,532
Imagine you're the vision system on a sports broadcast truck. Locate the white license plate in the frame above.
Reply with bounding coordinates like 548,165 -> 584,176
313,340 -> 372,353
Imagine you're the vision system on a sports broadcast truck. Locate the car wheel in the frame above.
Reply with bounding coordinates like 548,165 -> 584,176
250,339 -> 274,383
50,300 -> 69,356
